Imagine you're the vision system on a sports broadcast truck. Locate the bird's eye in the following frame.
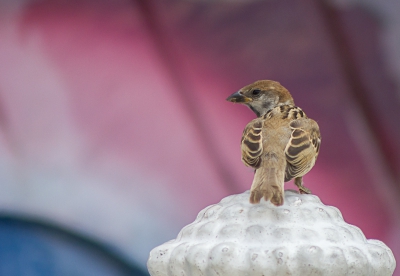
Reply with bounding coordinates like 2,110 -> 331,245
252,89 -> 261,96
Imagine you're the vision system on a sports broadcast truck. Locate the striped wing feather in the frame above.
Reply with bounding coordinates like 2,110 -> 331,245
284,118 -> 321,181
241,118 -> 263,168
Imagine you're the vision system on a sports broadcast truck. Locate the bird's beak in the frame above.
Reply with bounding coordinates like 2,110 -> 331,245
226,91 -> 252,103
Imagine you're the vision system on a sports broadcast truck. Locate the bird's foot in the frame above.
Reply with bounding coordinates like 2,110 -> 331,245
298,186 -> 311,194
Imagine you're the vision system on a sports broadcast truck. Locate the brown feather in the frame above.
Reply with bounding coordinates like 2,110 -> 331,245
241,118 -> 263,169
229,80 -> 321,205
284,118 -> 321,182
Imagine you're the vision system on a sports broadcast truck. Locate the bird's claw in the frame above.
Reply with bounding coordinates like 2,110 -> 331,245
298,186 -> 311,194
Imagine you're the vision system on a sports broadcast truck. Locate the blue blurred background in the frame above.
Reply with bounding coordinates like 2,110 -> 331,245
0,0 -> 399,275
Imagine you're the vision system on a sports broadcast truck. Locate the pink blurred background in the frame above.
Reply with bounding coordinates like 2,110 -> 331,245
0,0 -> 399,273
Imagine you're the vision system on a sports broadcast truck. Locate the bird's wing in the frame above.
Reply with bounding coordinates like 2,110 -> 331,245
241,118 -> 264,168
284,118 -> 321,181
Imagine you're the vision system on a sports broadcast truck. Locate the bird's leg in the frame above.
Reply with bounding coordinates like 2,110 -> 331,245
294,177 -> 311,194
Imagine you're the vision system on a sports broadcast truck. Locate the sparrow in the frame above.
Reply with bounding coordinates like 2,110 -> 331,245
226,80 -> 321,206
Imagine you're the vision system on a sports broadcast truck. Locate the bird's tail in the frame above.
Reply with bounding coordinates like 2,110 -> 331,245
249,159 -> 285,206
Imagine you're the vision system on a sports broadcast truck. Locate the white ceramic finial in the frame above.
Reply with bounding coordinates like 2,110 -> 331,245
147,190 -> 396,276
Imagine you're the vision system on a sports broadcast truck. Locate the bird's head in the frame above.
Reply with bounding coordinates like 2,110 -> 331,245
226,80 -> 294,117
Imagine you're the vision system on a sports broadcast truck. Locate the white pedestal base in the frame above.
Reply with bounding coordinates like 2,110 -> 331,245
148,190 -> 396,276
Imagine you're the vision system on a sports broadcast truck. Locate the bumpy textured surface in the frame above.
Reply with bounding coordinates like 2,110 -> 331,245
147,190 -> 396,276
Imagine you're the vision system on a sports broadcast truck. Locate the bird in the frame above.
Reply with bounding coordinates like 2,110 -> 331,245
226,80 -> 321,206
